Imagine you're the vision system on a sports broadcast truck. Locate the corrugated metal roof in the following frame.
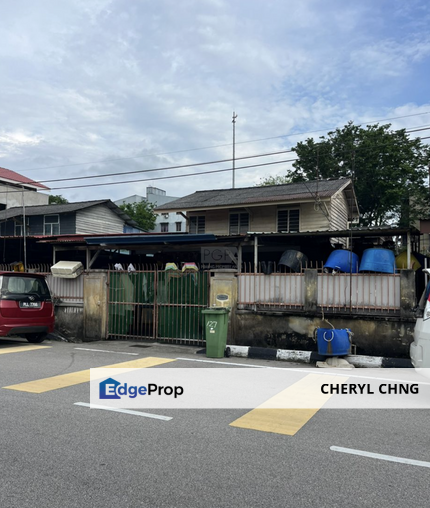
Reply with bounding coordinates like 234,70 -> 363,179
155,178 -> 353,211
0,166 -> 50,190
85,234 -> 217,246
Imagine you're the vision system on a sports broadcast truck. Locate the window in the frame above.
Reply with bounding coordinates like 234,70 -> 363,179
277,209 -> 300,232
229,211 -> 249,235
189,216 -> 205,234
160,222 -> 169,233
14,218 -> 29,236
44,215 -> 60,235
176,222 -> 182,232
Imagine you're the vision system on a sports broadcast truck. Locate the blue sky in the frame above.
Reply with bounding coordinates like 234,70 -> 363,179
0,0 -> 429,202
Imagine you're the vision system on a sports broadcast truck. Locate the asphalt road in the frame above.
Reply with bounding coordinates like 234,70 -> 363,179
0,338 -> 429,508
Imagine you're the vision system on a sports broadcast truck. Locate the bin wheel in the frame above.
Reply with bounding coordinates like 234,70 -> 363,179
225,347 -> 231,358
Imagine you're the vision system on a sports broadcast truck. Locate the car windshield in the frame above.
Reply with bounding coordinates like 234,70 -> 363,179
0,275 -> 51,298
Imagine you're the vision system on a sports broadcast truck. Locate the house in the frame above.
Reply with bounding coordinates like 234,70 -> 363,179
114,187 -> 187,233
0,199 -> 139,237
0,166 -> 50,209
155,178 -> 359,235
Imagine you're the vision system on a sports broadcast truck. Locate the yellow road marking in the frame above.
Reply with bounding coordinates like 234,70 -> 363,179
0,345 -> 50,355
3,357 -> 175,393
230,374 -> 349,436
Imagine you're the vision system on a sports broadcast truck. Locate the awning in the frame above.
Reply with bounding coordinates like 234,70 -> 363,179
84,234 -> 218,246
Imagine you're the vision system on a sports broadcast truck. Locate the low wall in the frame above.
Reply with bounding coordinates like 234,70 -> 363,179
233,311 -> 415,358
54,303 -> 84,342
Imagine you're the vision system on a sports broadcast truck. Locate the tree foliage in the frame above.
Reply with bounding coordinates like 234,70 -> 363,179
49,194 -> 69,204
288,122 -> 430,226
259,174 -> 293,186
119,200 -> 157,231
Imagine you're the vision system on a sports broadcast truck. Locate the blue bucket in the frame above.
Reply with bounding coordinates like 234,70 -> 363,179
359,248 -> 396,274
316,328 -> 351,356
324,250 -> 359,273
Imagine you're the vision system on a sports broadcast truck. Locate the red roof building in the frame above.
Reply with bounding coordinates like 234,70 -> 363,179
0,166 -> 50,190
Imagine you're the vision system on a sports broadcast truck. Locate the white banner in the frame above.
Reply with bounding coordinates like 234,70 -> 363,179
89,368 -> 430,409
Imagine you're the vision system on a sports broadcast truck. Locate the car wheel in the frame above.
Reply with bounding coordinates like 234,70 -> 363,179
26,333 -> 46,344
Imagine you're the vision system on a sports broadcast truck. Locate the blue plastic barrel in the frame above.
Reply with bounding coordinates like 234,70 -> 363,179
359,248 -> 396,274
316,328 -> 351,356
324,250 -> 359,273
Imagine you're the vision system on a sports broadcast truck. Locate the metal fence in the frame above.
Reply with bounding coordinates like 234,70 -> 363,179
317,273 -> 401,313
107,269 -> 210,343
45,273 -> 84,304
237,270 -> 401,314
238,273 -> 305,310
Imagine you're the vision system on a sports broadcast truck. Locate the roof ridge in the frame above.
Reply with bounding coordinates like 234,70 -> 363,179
191,177 -> 350,195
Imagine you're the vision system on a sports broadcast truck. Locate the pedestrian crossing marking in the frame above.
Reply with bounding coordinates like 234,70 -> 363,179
230,374 -> 349,436
0,345 -> 50,355
3,357 -> 176,393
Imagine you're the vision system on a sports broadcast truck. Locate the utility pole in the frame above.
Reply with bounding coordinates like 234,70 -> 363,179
232,112 -> 238,188
22,186 -> 27,271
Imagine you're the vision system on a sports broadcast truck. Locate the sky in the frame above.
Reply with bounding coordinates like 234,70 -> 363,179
1,0 -> 430,204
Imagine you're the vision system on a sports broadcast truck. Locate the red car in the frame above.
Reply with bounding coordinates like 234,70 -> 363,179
0,272 -> 54,343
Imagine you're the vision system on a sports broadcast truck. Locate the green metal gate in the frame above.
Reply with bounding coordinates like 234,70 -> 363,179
107,269 -> 209,343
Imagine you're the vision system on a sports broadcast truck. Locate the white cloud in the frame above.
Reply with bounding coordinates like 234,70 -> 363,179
0,0 -> 429,202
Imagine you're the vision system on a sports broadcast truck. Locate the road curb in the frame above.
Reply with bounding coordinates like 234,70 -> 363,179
225,345 -> 413,368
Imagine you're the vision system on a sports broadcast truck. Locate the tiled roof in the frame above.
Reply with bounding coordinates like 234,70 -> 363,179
156,178 -> 353,211
0,166 -> 50,190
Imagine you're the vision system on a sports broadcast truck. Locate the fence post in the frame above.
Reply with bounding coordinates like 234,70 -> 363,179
400,269 -> 415,319
304,269 -> 318,313
83,271 -> 109,340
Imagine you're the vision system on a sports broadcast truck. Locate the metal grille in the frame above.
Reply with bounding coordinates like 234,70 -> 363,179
107,269 -> 209,343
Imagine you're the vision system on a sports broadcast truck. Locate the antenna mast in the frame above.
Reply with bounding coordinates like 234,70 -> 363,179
232,112 -> 238,188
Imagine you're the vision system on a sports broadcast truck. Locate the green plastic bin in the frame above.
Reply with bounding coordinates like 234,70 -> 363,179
202,307 -> 230,358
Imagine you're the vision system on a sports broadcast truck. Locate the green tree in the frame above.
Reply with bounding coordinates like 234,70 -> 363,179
119,200 -> 157,231
287,122 -> 430,226
49,194 -> 69,204
259,175 -> 293,186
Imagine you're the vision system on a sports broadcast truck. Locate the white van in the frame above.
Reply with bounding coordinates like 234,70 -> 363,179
410,269 -> 430,368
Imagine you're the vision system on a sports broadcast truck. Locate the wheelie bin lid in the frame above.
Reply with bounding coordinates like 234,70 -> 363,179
202,307 -> 230,314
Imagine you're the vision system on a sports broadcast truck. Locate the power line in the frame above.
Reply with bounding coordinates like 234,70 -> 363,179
39,149 -> 294,184
36,125 -> 430,186
12,112 -> 430,173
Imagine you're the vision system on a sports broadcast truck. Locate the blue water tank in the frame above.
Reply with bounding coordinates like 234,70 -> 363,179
359,248 -> 396,274
324,250 -> 359,273
316,328 -> 351,356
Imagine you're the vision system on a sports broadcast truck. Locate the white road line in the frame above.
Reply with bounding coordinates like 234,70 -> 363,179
74,348 -> 139,356
176,357 -> 268,368
176,358 -> 430,384
331,446 -> 430,468
74,402 -> 172,420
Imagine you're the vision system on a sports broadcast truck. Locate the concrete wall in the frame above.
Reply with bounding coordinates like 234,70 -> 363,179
54,303 -> 84,342
232,312 -> 415,358
0,185 -> 49,208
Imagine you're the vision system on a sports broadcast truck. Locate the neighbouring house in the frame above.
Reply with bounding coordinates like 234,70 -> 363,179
154,178 -> 359,236
0,199 -> 139,237
0,166 -> 50,209
115,187 -> 187,233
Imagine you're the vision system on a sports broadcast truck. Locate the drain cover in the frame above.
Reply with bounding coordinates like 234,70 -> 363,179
129,345 -> 152,348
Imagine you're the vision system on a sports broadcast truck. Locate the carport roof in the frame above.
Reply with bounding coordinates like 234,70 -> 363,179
84,234 -> 218,246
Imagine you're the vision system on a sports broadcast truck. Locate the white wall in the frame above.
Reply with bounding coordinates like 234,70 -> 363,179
0,184 -> 49,208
